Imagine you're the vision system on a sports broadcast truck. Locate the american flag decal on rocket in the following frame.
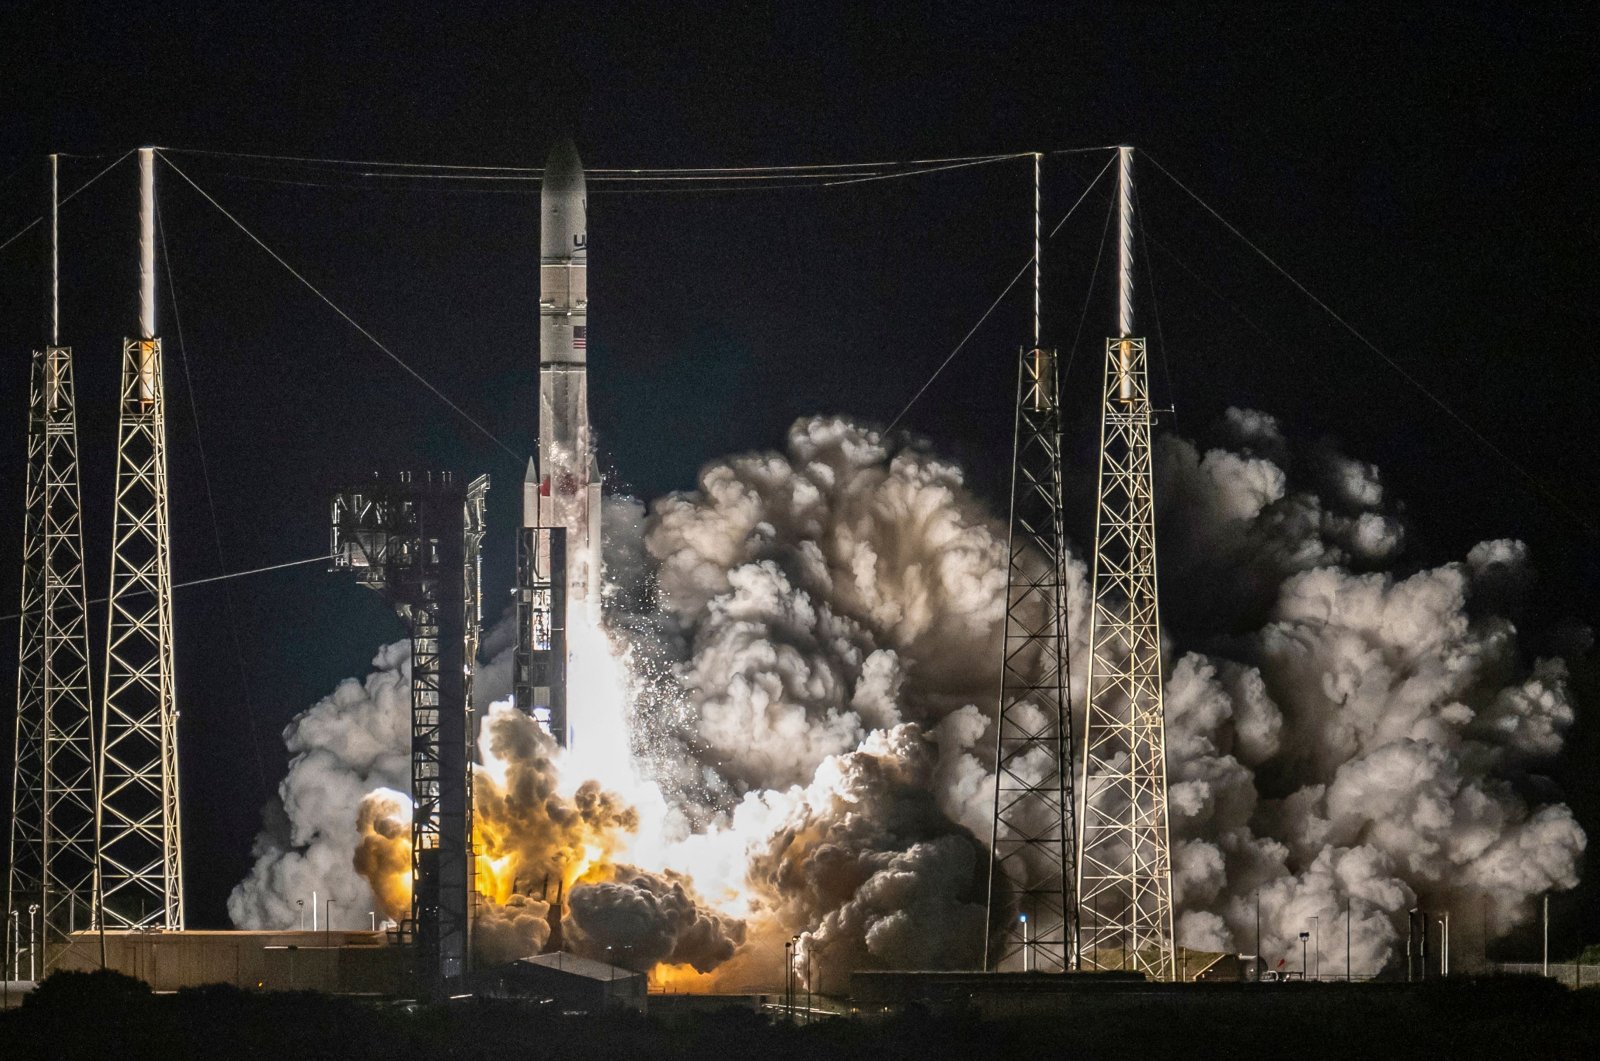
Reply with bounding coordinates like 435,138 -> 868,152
573,325 -> 586,350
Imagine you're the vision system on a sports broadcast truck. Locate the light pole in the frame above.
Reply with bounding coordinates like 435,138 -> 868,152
783,939 -> 792,1019
28,905 -> 39,981
1311,916 -> 1319,981
806,950 -> 813,1024
1408,907 -> 1419,983
1254,890 -> 1261,983
297,899 -> 305,931
1346,898 -> 1352,981
790,935 -> 800,1021
1299,932 -> 1309,980
325,898 -> 336,992
1542,895 -> 1549,978
1441,912 -> 1450,977
1020,913 -> 1030,972
8,910 -> 19,981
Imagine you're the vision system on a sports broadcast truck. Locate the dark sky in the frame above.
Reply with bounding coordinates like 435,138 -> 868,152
2,3 -> 1594,932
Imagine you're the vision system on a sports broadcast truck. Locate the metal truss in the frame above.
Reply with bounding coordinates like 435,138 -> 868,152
332,472 -> 478,988
97,336 -> 184,930
7,346 -> 98,974
1075,334 -> 1175,980
461,474 -> 488,963
986,347 -> 1077,972
515,524 -> 567,745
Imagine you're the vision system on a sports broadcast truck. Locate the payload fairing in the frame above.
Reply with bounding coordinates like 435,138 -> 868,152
515,141 -> 601,746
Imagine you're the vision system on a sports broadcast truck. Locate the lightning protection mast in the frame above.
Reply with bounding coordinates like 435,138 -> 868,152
986,153 -> 1077,972
7,154 -> 98,977
1075,146 -> 1176,980
97,147 -> 184,930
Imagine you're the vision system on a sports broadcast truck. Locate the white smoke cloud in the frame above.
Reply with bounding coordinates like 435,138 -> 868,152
227,641 -> 412,930
234,408 -> 1586,984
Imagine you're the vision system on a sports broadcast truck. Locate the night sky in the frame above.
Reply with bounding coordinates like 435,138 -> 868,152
2,3 -> 1594,936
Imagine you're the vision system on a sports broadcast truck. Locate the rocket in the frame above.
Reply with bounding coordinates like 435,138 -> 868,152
516,140 -> 602,745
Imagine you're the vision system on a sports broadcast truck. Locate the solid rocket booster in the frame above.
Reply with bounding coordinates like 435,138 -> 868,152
534,139 -> 601,617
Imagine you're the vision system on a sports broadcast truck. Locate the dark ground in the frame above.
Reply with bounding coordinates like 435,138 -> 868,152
4,970 -> 1598,1061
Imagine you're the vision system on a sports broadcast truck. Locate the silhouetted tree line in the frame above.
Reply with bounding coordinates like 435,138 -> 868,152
3,969 -> 1599,1060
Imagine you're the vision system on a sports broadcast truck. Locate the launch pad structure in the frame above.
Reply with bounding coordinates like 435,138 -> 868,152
986,147 -> 1176,979
4,138 -> 1182,993
1075,147 -> 1176,979
986,156 -> 1077,974
97,149 -> 185,934
7,149 -> 186,981
5,156 -> 97,976
331,471 -> 489,989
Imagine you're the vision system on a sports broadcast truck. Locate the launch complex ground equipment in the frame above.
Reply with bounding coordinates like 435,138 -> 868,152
514,496 -> 567,746
331,471 -> 488,990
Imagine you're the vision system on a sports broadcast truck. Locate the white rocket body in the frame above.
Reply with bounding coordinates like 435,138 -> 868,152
528,140 -> 602,622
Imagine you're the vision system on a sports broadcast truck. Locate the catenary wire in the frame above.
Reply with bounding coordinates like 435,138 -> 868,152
157,197 -> 273,801
1132,178 -> 1177,422
159,145 -> 1020,173
1143,151 -> 1594,537
1062,192 -> 1119,390
0,554 -> 335,623
158,152 -> 524,465
886,154 -> 1117,432
0,150 -> 135,256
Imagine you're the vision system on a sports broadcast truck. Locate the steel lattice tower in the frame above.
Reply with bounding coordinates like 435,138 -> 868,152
331,471 -> 484,988
97,148 -> 184,929
985,154 -> 1077,972
7,157 -> 98,976
985,343 -> 1077,972
1075,147 -> 1175,979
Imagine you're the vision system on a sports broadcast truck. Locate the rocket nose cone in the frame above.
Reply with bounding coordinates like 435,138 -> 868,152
543,139 -> 585,195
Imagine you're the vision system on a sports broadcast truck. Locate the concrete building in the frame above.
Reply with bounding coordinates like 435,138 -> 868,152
51,930 -> 409,993
490,952 -> 647,1014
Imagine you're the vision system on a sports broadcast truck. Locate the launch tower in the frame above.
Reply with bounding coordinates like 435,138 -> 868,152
331,472 -> 487,988
1074,147 -> 1176,979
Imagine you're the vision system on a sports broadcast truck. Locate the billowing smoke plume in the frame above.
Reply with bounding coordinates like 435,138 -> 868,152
469,703 -> 638,937
625,413 -> 1584,978
228,641 -> 412,928
568,867 -> 747,972
235,409 -> 1585,983
1150,410 -> 1584,970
